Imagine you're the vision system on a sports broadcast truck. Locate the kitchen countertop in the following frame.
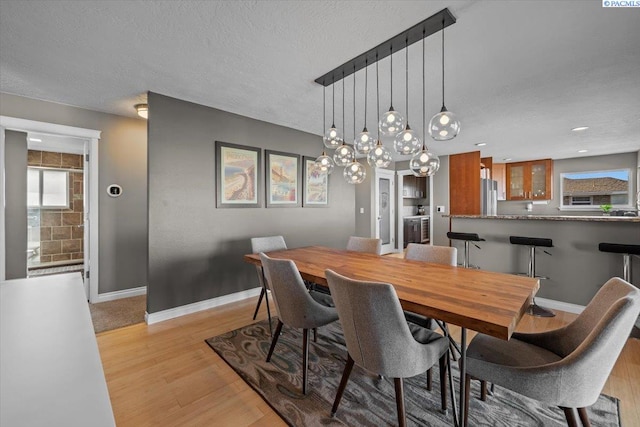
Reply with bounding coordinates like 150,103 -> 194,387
446,214 -> 640,222
404,215 -> 430,219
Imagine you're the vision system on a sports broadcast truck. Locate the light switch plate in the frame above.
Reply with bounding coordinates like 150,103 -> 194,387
437,205 -> 445,213
359,207 -> 365,214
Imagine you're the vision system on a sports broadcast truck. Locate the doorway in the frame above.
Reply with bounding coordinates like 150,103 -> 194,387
0,116 -> 100,301
374,168 -> 396,254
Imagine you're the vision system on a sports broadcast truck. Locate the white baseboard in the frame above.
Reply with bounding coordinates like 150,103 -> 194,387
536,297 -> 585,314
95,286 -> 147,303
145,287 -> 262,325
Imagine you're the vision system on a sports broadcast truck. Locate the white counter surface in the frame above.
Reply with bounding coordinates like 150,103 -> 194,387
0,273 -> 115,427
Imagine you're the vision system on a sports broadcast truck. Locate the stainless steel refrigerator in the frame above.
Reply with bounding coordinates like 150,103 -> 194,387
481,179 -> 498,216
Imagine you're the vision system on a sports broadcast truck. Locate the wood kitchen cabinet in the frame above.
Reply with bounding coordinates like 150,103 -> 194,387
449,151 -> 481,215
492,163 -> 507,200
403,175 -> 427,199
506,159 -> 553,200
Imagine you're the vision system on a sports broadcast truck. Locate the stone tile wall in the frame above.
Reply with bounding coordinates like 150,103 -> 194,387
28,150 -> 84,264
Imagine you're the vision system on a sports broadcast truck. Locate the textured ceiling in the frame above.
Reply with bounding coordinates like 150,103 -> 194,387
1,0 -> 639,161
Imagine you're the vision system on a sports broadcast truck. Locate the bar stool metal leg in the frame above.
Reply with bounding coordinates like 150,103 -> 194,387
526,246 -> 555,318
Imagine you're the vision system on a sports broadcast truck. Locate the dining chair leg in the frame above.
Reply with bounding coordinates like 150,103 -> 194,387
252,287 -> 265,320
313,327 -> 317,343
302,328 -> 309,395
426,368 -> 433,391
266,320 -> 283,362
439,353 -> 448,412
560,407 -> 579,427
577,407 -> 591,427
480,380 -> 488,401
463,374 -> 471,427
331,354 -> 355,416
264,287 -> 272,336
394,378 -> 407,427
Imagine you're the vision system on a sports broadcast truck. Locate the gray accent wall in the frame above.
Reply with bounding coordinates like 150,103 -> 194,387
4,130 -> 27,279
147,93 -> 355,314
0,93 -> 148,293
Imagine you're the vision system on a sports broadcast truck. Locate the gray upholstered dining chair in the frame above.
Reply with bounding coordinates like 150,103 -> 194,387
405,243 -> 457,266
326,269 -> 450,426
260,253 -> 339,395
250,236 -> 287,330
403,244 -> 457,332
346,236 -> 382,255
463,277 -> 640,427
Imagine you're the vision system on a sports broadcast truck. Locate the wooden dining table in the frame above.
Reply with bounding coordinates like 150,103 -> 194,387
244,246 -> 539,426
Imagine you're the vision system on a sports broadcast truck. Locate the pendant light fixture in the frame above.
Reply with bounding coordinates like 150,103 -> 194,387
368,56 -> 393,169
354,59 -> 376,155
344,66 -> 366,184
333,72 -> 356,167
315,85 -> 335,174
323,83 -> 343,149
394,39 -> 422,155
411,31 -> 440,177
379,46 -> 406,137
429,18 -> 460,141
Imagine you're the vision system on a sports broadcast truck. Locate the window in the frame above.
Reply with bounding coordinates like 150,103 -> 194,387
560,169 -> 631,210
27,167 -> 70,209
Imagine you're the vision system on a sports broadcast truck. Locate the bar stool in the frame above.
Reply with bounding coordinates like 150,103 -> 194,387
447,232 -> 485,269
510,235 -> 554,318
598,243 -> 640,283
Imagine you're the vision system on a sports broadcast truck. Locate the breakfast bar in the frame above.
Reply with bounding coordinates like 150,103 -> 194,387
447,215 -> 640,307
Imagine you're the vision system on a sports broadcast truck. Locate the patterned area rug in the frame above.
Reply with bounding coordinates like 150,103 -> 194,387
206,318 -> 621,427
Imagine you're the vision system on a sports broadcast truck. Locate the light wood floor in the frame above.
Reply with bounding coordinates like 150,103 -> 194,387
96,296 -> 640,427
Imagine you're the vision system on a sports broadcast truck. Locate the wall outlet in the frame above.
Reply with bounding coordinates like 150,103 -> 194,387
359,207 -> 365,214
437,205 -> 445,213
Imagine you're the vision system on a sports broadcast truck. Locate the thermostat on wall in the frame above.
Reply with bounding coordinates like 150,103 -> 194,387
107,184 -> 123,197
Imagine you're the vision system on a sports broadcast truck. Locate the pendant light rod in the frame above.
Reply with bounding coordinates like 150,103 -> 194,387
389,46 -> 394,110
353,65 -> 356,138
405,38 -> 409,123
363,59 -> 368,128
314,8 -> 455,86
342,71 -> 345,141
376,54 -> 380,138
422,30 -> 427,151
441,18 -> 446,108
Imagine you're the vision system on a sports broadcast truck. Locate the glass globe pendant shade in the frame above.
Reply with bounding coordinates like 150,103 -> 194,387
343,160 -> 366,184
354,127 -> 376,155
393,124 -> 422,155
333,143 -> 355,167
410,149 -> 440,177
429,107 -> 460,141
323,124 -> 343,149
367,142 -> 392,169
379,107 -> 407,137
315,151 -> 335,175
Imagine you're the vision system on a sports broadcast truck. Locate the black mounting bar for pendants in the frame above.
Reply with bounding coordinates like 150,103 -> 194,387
314,8 -> 456,86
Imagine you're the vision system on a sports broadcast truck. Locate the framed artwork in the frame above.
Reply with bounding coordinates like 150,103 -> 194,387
303,156 -> 329,207
265,150 -> 301,208
215,141 -> 262,208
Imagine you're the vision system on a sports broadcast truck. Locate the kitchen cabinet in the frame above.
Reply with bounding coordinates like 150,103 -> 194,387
402,176 -> 427,199
506,159 -> 553,200
449,151 -> 481,215
492,163 -> 506,201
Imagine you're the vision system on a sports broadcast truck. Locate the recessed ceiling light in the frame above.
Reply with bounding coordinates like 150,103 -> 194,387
475,142 -> 487,147
571,126 -> 589,132
503,158 -> 512,161
29,138 -> 42,142
578,149 -> 588,153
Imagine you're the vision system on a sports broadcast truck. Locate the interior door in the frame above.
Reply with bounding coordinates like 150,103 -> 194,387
82,140 -> 90,299
375,169 -> 395,254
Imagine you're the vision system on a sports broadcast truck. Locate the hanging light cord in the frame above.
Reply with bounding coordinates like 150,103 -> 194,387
441,19 -> 445,108
323,85 -> 326,135
422,30 -> 427,150
390,46 -> 394,109
405,38 -> 409,123
342,71 -> 345,144
376,54 -> 381,138
353,65 -> 356,139
363,59 -> 368,129
332,82 -> 336,127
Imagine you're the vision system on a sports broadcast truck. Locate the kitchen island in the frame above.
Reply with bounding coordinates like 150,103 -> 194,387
446,214 -> 639,309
